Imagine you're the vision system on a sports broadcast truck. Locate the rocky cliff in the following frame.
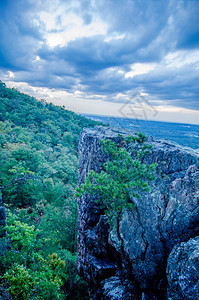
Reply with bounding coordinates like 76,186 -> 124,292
77,126 -> 199,300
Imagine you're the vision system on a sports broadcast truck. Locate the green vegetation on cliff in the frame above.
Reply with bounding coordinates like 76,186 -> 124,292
77,134 -> 157,223
0,81 -> 100,299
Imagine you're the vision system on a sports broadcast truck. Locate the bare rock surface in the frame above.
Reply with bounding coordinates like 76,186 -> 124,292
167,237 -> 199,299
77,126 -> 199,299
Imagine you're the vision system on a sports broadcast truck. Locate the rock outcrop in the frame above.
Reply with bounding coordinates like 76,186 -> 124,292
77,126 -> 199,299
167,236 -> 199,299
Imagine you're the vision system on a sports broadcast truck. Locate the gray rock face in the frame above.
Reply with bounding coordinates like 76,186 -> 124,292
77,126 -> 199,299
101,276 -> 141,300
167,237 -> 199,299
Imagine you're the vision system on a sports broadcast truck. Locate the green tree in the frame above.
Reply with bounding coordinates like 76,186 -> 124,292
77,133 -> 157,223
0,81 -> 101,299
2,212 -> 68,300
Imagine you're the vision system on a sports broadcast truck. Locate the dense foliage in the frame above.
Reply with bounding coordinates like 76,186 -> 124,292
0,81 -> 101,299
77,134 -> 157,223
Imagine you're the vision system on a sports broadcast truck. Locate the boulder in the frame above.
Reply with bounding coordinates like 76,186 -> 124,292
167,237 -> 199,300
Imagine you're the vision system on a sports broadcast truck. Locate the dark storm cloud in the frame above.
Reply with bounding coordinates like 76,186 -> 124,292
96,0 -> 169,34
173,0 -> 199,50
0,0 -> 199,111
0,0 -> 44,71
132,62 -> 199,110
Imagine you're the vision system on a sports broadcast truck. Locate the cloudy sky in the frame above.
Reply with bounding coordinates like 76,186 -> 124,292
0,0 -> 199,124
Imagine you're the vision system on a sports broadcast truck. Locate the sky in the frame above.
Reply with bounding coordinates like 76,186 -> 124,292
0,0 -> 199,125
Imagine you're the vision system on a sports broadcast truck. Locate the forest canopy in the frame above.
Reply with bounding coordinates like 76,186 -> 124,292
0,81 -> 101,299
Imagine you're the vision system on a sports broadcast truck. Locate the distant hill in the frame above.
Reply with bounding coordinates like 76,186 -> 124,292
0,80 -> 102,207
0,81 -> 100,151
